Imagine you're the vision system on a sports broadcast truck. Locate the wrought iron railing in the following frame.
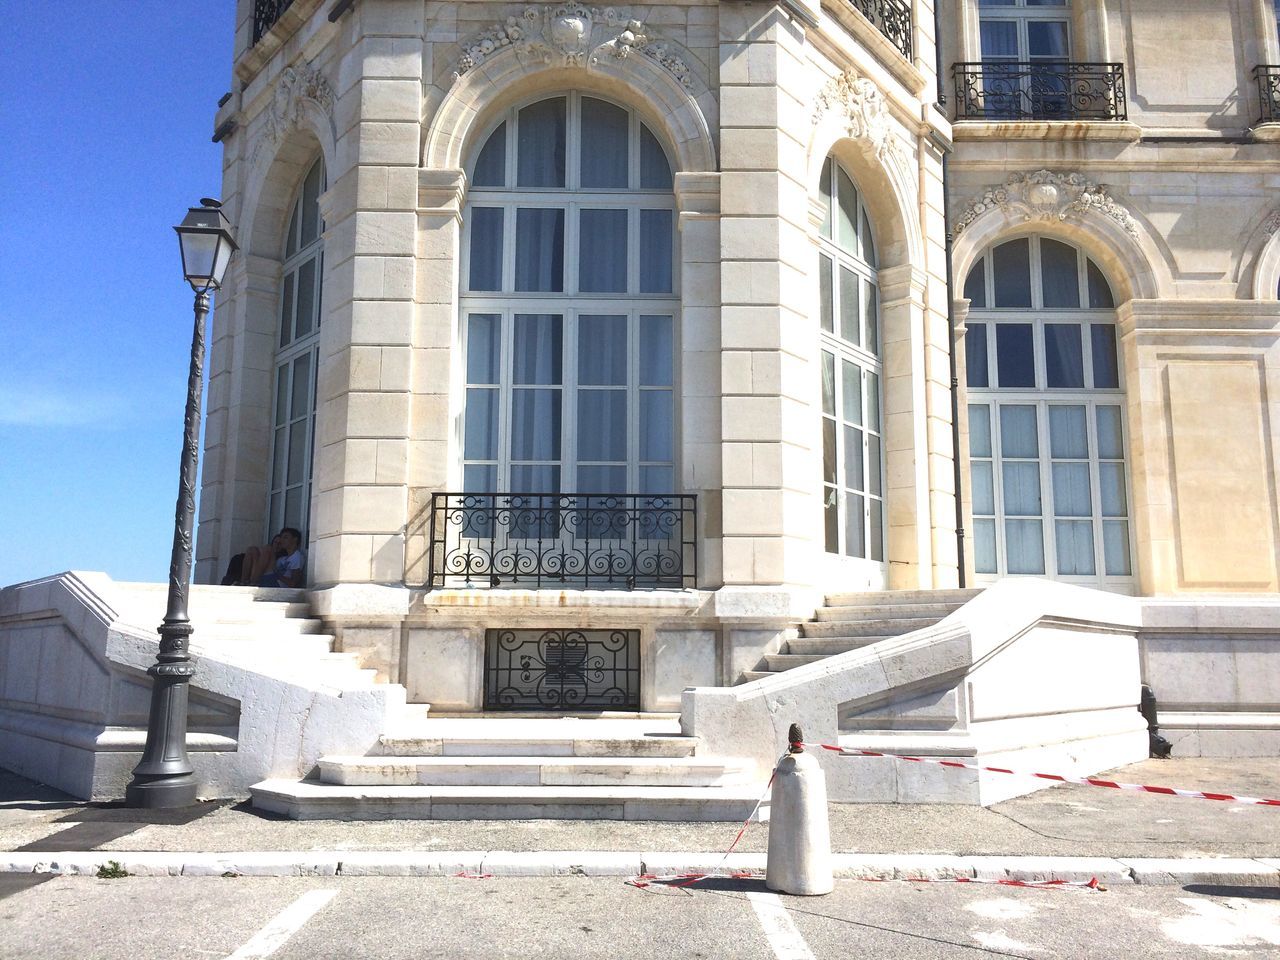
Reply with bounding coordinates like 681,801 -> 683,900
484,629 -> 640,710
252,0 -> 294,44
425,492 -> 698,590
953,62 -> 1127,122
848,0 -> 913,61
1255,65 -> 1280,124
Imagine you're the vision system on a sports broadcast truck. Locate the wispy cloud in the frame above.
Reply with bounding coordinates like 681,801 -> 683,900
0,383 -> 136,428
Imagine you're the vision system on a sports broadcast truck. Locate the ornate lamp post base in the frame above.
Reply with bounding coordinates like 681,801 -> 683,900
125,623 -> 199,808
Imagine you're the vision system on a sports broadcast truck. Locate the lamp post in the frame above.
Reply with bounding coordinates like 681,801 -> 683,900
125,199 -> 238,808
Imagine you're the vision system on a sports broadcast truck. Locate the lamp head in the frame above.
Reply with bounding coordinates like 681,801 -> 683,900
175,198 -> 238,293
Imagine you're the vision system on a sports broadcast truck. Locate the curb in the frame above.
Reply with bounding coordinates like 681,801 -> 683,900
2,852 -> 1278,885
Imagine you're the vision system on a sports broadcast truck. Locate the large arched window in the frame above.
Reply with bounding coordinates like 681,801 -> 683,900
460,93 -> 677,498
816,157 -> 884,567
267,156 -> 324,538
963,235 -> 1132,586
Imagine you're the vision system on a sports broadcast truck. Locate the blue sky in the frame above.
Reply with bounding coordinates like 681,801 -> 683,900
0,3 -> 234,586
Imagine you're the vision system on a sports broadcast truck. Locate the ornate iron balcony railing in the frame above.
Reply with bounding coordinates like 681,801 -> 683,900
1255,65 -> 1280,124
253,0 -> 295,44
425,492 -> 698,590
953,62 -> 1127,122
848,0 -> 913,61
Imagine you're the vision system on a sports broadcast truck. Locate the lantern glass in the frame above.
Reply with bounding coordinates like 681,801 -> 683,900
175,200 -> 238,292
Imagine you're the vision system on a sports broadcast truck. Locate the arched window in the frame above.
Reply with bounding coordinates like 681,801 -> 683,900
816,158 -> 884,565
963,236 -> 1132,586
459,94 -> 677,499
267,156 -> 324,539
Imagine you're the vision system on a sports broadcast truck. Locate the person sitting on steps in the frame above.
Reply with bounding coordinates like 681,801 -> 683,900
251,526 -> 305,588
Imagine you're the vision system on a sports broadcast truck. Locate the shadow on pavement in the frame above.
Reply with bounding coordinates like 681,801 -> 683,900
1183,884 -> 1280,900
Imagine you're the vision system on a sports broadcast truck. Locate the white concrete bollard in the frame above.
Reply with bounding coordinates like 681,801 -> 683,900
765,724 -> 834,896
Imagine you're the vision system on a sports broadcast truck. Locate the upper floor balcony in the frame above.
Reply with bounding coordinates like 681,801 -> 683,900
953,61 -> 1127,123
253,0 -> 294,45
1256,65 -> 1280,124
846,0 -> 913,63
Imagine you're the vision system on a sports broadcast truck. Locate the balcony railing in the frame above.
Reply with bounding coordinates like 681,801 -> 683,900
425,492 -> 698,590
953,62 -> 1127,122
1256,65 -> 1280,124
848,0 -> 913,61
253,0 -> 294,45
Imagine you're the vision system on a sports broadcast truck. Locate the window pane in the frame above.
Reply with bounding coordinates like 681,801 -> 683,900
867,433 -> 882,496
286,204 -> 300,259
1000,404 -> 1039,458
290,353 -> 311,418
514,208 -> 564,292
640,391 -> 673,460
836,166 -> 858,253
1003,461 -> 1042,516
1087,260 -> 1115,308
1103,520 -> 1132,575
966,323 -> 990,388
819,255 -> 834,333
843,425 -> 864,491
639,209 -> 673,294
971,460 -> 995,515
578,390 -> 626,460
464,387 -> 499,459
996,323 -> 1035,387
819,157 -> 833,239
284,486 -> 303,531
576,464 -> 627,496
640,315 -> 673,386
979,20 -> 1018,58
510,464 -> 560,494
579,209 -> 628,293
468,207 -> 504,291
964,259 -> 987,307
864,281 -> 879,355
510,389 -> 561,459
824,488 -> 839,554
821,351 -> 836,417
1052,463 -> 1091,516
974,518 -> 997,574
517,98 -> 566,188
1045,323 -> 1084,388
272,426 -> 286,489
1040,238 -> 1081,308
1096,405 -> 1124,459
1055,521 -> 1095,576
466,314 -> 501,384
580,98 -> 629,188
1091,324 -> 1120,388
860,209 -> 877,266
512,313 -> 562,384
472,122 -> 506,187
838,266 -> 860,344
866,371 -> 881,430
294,259 -> 316,338
1005,519 -> 1046,574
969,403 -> 992,457
274,368 -> 289,427
822,417 -> 837,485
463,464 -> 497,493
992,239 -> 1032,308
845,492 -> 866,558
639,124 -> 673,189
301,160 -> 322,247
578,314 -> 627,385
1049,405 -> 1088,459
279,272 -> 295,347
1099,462 -> 1128,516
1028,20 -> 1070,58
870,498 -> 884,561
640,465 -> 674,494
287,421 -> 308,486
841,359 -> 862,425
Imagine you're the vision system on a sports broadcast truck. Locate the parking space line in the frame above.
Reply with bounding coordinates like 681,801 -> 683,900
223,888 -> 337,960
746,891 -> 818,960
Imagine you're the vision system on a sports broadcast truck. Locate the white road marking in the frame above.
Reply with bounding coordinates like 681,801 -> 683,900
746,891 -> 818,960
224,889 -> 338,959
964,898 -> 1038,920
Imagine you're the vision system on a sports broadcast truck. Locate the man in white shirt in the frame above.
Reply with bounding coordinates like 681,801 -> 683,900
258,527 -> 305,588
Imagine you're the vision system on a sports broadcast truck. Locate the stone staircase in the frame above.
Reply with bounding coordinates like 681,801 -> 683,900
250,716 -> 770,821
741,588 -> 984,682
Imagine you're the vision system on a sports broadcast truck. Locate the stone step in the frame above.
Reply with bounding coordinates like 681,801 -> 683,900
813,601 -> 966,621
801,617 -> 939,638
192,634 -> 334,658
374,734 -> 698,759
740,671 -> 774,683
785,636 -> 886,656
318,755 -> 753,788
249,779 -> 770,822
119,582 -> 307,604
763,653 -> 827,672
823,588 -> 983,606
190,602 -> 314,621
188,619 -> 325,638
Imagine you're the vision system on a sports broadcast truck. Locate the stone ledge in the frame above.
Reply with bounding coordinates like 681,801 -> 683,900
952,120 -> 1143,142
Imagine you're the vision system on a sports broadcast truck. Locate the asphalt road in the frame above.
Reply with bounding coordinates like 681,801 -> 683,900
2,874 -> 1278,959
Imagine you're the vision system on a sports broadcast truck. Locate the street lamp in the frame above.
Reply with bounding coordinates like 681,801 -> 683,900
125,199 -> 238,808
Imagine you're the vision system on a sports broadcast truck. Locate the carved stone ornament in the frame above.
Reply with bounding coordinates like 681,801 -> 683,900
1263,209 -> 1280,237
452,6 -> 694,88
812,70 -> 895,158
249,63 -> 335,169
954,170 -> 1138,238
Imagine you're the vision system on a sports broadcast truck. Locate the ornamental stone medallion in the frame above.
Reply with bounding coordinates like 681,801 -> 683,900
812,70 -> 897,159
452,6 -> 694,87
250,63 -> 335,169
955,170 -> 1138,238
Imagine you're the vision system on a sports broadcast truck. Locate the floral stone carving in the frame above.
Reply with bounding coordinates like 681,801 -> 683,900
954,170 -> 1138,238
250,62 -> 335,167
452,6 -> 694,88
812,70 -> 895,158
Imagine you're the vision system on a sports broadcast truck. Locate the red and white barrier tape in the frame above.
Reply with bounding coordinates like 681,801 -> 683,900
812,744 -> 1280,807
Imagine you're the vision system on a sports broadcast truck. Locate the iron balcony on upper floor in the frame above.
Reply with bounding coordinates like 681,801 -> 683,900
1255,65 -> 1280,124
953,61 -> 1127,122
253,0 -> 295,45
846,0 -> 913,62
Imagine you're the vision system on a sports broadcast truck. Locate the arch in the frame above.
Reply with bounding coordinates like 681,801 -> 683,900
1245,209 -> 1280,300
423,42 -> 717,176
240,116 -> 336,264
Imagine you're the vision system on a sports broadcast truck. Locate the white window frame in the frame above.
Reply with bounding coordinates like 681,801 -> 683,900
978,0 -> 1073,62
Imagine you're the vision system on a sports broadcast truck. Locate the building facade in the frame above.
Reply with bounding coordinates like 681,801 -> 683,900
195,0 -> 1280,713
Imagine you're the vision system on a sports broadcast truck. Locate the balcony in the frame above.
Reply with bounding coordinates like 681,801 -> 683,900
253,0 -> 294,45
847,0 -> 913,61
953,62 -> 1127,122
1256,65 -> 1280,124
424,492 -> 698,590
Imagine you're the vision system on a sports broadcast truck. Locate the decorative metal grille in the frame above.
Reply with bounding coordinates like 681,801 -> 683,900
484,629 -> 640,711
252,0 -> 295,44
848,0 -> 913,61
953,62 -> 1127,122
1256,65 -> 1280,124
425,492 -> 697,590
